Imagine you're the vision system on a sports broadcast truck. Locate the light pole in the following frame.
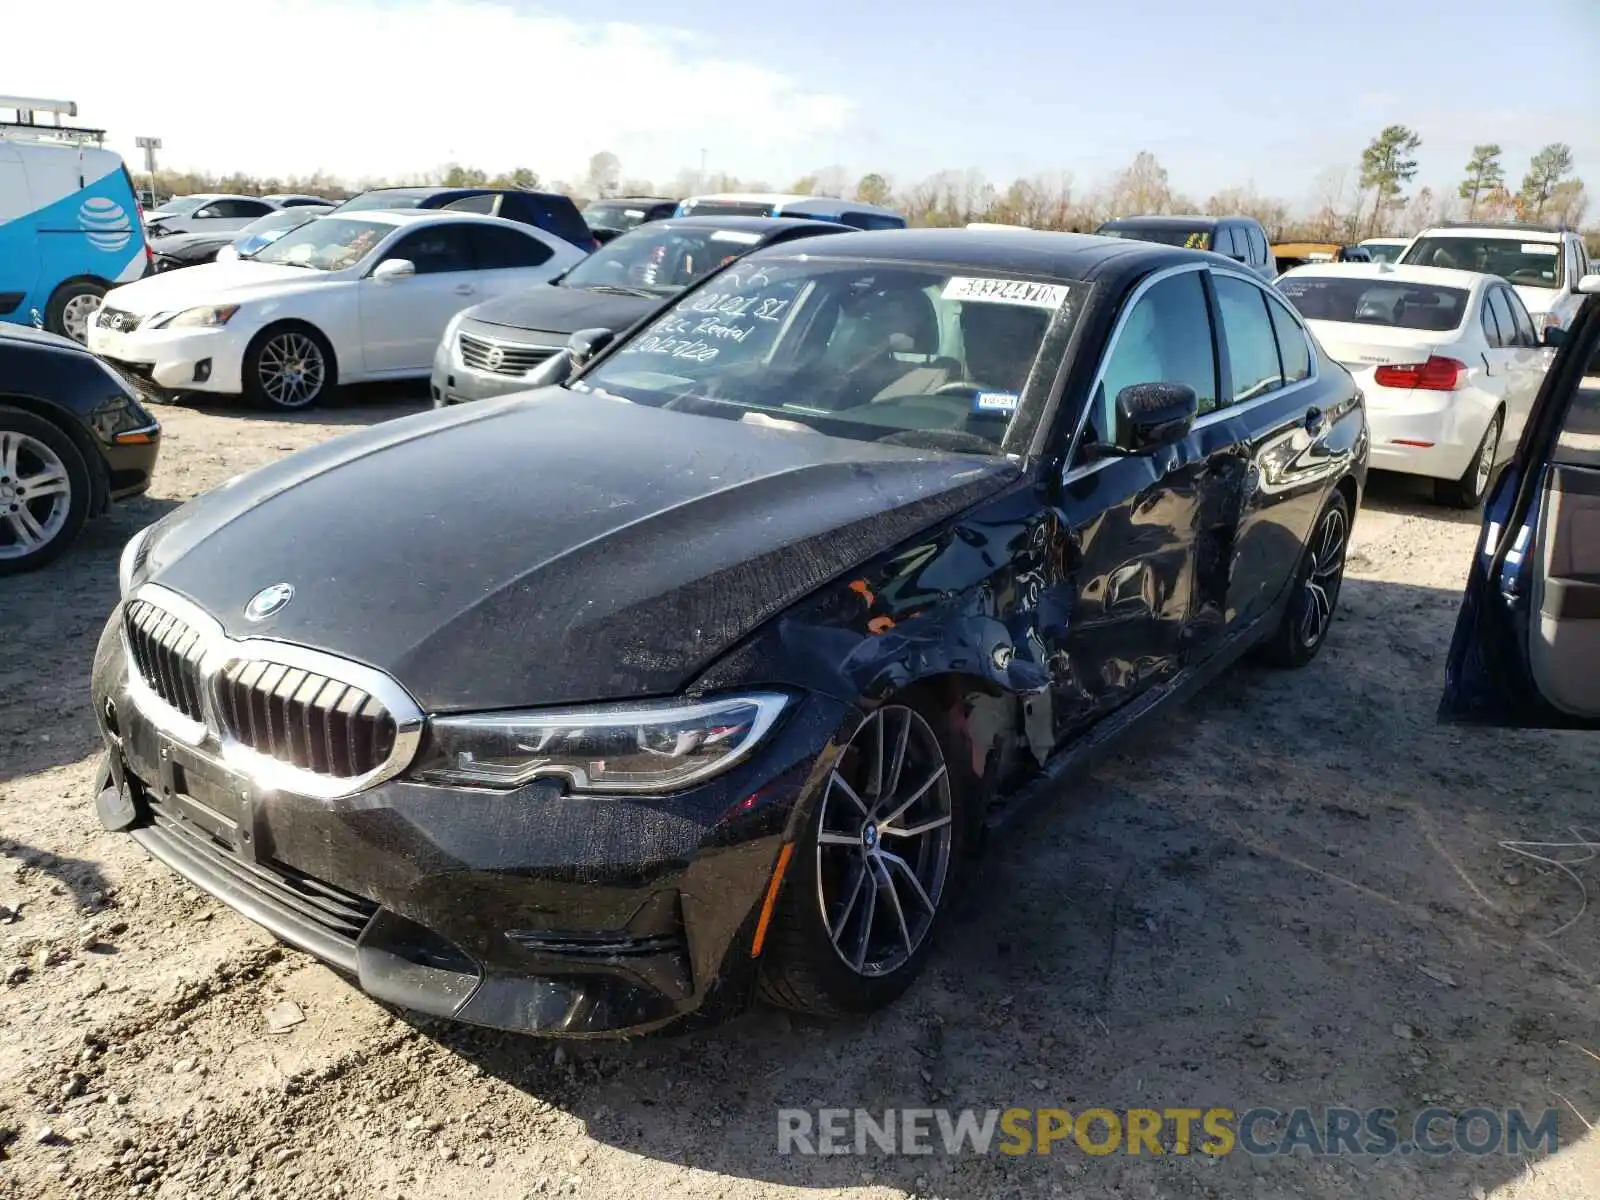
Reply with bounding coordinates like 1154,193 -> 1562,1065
134,136 -> 161,206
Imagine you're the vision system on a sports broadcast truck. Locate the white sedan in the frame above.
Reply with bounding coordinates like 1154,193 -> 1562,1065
87,211 -> 585,410
1276,262 -> 1560,506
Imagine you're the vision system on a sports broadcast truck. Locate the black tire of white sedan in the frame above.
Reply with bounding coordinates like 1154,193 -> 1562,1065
0,407 -> 92,575
1260,489 -> 1351,668
1436,412 -> 1501,509
46,280 -> 108,345
759,698 -> 971,1017
244,324 -> 337,411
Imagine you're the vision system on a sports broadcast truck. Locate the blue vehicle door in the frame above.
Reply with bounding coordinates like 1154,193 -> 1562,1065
1440,288 -> 1600,729
0,145 -> 40,323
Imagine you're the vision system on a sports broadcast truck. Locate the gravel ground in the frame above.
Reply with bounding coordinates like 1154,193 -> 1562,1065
1,390 -> 1597,1200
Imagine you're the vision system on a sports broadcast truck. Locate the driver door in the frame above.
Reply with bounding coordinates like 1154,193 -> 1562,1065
358,223 -> 480,375
1441,289 -> 1600,729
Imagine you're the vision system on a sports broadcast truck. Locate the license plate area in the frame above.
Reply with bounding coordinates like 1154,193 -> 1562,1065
155,739 -> 259,862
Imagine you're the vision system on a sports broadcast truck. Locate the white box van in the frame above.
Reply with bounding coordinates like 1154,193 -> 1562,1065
0,97 -> 150,342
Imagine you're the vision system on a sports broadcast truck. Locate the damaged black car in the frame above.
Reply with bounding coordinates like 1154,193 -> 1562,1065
92,229 -> 1368,1037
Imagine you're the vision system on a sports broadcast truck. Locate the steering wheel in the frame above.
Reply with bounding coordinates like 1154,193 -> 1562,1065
933,380 -> 985,397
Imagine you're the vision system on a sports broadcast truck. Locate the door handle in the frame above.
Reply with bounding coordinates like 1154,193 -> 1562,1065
1304,407 -> 1326,435
453,284 -> 475,296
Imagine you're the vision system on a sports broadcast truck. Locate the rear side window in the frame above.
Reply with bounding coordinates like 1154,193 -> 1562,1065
465,224 -> 554,268
1213,274 -> 1284,402
1487,288 -> 1526,348
382,224 -> 475,274
517,194 -> 597,246
1093,270 -> 1218,438
1265,292 -> 1311,383
1503,289 -> 1539,348
1480,292 -> 1505,347
442,193 -> 497,215
1248,226 -> 1269,265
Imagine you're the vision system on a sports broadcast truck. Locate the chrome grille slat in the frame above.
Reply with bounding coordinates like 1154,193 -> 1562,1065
213,660 -> 396,781
458,331 -> 558,376
123,600 -> 207,723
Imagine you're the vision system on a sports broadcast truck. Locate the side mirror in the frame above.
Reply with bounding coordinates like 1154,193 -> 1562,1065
371,258 -> 415,282
1542,325 -> 1567,349
1115,382 -> 1198,454
1577,273 -> 1600,296
524,348 -> 575,388
568,326 -> 616,369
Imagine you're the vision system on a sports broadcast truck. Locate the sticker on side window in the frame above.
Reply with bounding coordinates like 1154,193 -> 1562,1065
974,391 -> 1019,413
942,277 -> 1069,309
1521,243 -> 1559,255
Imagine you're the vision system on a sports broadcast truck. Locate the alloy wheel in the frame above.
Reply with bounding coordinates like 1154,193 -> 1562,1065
816,705 -> 954,978
1474,418 -> 1499,499
1298,505 -> 1347,649
0,431 -> 72,560
61,294 -> 100,343
258,332 -> 326,408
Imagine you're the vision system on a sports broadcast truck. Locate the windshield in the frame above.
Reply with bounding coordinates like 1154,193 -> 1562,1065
237,208 -> 325,238
584,203 -> 653,232
251,217 -> 390,270
562,226 -> 771,296
1401,236 -> 1564,290
1363,242 -> 1406,264
679,199 -> 777,218
1277,275 -> 1468,332
574,258 -> 1081,454
153,196 -> 212,217
334,191 -> 427,212
1097,223 -> 1212,250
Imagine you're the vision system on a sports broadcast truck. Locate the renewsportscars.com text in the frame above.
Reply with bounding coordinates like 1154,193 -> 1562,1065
777,1106 -> 1560,1158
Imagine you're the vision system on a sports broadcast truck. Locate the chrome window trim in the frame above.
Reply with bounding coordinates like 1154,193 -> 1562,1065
121,583 -> 425,801
1062,264 -> 1321,484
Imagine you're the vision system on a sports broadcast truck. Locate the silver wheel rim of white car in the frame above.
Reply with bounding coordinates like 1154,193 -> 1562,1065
61,294 -> 100,343
816,705 -> 953,979
0,431 -> 71,560
258,332 -> 326,409
1474,418 -> 1499,499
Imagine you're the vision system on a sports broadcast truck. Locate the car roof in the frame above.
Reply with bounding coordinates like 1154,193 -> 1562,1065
1280,261 -> 1490,290
679,192 -> 904,218
1099,214 -> 1231,228
591,196 -> 675,206
1359,237 -> 1410,245
334,209 -> 524,229
653,215 -> 846,234
1416,225 -> 1565,242
756,227 -> 1216,283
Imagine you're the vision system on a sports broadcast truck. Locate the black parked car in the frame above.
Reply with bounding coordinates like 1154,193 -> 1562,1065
582,196 -> 679,244
331,187 -> 600,252
1097,214 -> 1278,283
92,230 -> 1366,1036
0,324 -> 160,573
431,216 -> 851,406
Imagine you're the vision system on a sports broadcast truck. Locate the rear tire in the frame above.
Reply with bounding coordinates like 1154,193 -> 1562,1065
758,697 -> 972,1018
1259,489 -> 1351,669
45,280 -> 108,344
1436,412 -> 1500,509
0,406 -> 92,574
243,324 -> 337,411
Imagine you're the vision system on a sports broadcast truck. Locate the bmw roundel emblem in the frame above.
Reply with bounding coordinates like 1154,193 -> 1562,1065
244,582 -> 294,621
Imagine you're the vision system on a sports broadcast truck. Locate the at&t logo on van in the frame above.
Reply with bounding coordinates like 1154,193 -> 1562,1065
79,196 -> 131,253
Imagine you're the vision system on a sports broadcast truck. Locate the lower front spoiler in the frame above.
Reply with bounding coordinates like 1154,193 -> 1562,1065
95,755 -> 778,1039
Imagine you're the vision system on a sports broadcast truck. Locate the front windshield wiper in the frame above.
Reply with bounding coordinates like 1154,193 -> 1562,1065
582,284 -> 659,299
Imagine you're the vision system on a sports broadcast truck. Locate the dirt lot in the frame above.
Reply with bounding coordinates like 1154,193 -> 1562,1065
2,391 -> 1597,1200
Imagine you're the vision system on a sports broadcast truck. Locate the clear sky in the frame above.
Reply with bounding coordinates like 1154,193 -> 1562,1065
6,0 -> 1597,209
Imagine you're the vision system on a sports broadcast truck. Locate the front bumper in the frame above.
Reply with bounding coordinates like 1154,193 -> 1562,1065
87,320 -> 246,396
429,324 -> 563,407
90,611 -> 847,1037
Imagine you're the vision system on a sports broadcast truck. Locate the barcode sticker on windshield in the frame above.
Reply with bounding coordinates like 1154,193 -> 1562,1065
943,277 -> 1069,309
1521,244 -> 1559,255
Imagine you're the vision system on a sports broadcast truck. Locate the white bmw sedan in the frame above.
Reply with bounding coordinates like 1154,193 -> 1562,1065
87,211 -> 585,410
1276,263 -> 1561,507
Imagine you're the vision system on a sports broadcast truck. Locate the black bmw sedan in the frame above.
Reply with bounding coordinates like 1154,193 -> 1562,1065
92,230 -> 1367,1036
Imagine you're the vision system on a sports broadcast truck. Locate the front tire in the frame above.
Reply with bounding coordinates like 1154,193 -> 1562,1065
243,324 -> 336,411
0,407 -> 92,574
1435,412 -> 1501,509
1260,489 -> 1350,668
758,699 -> 970,1017
46,280 -> 108,344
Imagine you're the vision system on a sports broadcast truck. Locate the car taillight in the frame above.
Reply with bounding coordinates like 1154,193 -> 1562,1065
1372,356 -> 1467,391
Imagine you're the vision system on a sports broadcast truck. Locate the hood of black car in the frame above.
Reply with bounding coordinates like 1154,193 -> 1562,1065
141,390 -> 1020,711
151,232 -> 232,256
465,287 -> 658,337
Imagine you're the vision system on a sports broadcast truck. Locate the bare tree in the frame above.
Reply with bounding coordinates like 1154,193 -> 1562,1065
584,151 -> 622,199
1106,151 -> 1173,216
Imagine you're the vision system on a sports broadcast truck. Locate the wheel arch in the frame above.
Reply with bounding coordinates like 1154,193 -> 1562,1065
245,318 -> 342,385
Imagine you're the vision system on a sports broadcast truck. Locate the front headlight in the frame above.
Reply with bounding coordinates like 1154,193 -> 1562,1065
157,304 -> 240,329
411,692 -> 789,793
118,524 -> 154,596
